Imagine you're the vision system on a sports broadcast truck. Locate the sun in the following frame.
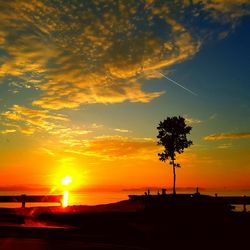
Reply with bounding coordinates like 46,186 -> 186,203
50,165 -> 88,207
61,176 -> 72,186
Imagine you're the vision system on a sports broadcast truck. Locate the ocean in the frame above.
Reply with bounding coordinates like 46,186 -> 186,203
0,189 -> 249,211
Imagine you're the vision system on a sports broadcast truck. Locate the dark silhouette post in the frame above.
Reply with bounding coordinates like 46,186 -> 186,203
162,189 -> 167,195
21,194 -> 26,208
157,116 -> 192,195
243,195 -> 247,212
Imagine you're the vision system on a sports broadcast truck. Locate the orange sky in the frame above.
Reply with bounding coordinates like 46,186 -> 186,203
0,139 -> 250,191
0,1 -> 250,193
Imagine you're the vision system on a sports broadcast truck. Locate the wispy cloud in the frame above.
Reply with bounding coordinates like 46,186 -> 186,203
1,105 -> 92,136
1,0 -> 247,112
41,147 -> 55,156
197,0 -> 250,22
64,136 -> 158,161
204,133 -> 250,140
209,114 -> 218,120
1,105 -> 68,133
185,116 -> 203,125
114,128 -> 132,133
41,133 -> 158,161
217,143 -> 232,149
0,129 -> 16,134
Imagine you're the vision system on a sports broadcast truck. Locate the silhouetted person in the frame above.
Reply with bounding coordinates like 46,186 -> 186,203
243,195 -> 247,212
162,188 -> 167,195
147,189 -> 150,195
193,187 -> 200,198
195,187 -> 200,196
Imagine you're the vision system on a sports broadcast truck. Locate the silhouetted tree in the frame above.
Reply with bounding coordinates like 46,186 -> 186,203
157,116 -> 192,195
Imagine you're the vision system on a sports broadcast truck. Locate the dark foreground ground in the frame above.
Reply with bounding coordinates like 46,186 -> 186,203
0,199 -> 249,250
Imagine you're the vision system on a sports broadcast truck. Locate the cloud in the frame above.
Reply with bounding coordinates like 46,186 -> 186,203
32,80 -> 164,110
209,113 -> 218,120
65,136 -> 158,160
94,135 -> 129,140
0,0 -> 248,115
43,134 -> 158,161
3,105 -> 68,121
91,123 -> 103,129
197,0 -> 250,22
114,128 -> 132,133
49,134 -> 197,164
1,105 -> 68,133
1,0 -> 239,111
217,143 -> 232,149
143,70 -> 165,80
50,128 -> 92,137
0,129 -> 16,134
41,147 -> 55,156
204,133 -> 250,140
185,116 -> 203,125
1,104 -> 92,137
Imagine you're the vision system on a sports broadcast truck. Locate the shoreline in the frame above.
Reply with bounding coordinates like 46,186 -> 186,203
0,199 -> 250,249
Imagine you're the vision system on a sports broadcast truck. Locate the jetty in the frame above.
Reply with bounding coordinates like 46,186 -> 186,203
0,194 -> 63,208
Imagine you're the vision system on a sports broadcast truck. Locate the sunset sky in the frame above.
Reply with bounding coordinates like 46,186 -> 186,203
0,0 -> 250,192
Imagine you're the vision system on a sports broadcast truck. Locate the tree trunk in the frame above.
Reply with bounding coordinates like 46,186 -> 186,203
173,161 -> 176,196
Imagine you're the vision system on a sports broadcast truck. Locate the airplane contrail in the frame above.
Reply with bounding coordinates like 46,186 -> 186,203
158,71 -> 197,96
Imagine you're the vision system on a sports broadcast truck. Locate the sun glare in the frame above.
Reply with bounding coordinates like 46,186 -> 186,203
62,190 -> 69,207
61,176 -> 72,186
61,176 -> 72,207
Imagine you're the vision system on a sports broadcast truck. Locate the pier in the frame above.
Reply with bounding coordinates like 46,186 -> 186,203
0,195 -> 63,208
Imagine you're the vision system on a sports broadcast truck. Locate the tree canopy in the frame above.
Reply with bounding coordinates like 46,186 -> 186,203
157,116 -> 192,194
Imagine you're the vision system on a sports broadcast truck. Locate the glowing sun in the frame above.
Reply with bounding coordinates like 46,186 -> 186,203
61,176 -> 72,186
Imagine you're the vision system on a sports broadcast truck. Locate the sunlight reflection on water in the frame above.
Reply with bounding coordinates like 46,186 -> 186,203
0,189 -> 249,211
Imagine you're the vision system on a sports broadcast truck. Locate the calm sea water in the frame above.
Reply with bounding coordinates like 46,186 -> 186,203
0,189 -> 249,211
